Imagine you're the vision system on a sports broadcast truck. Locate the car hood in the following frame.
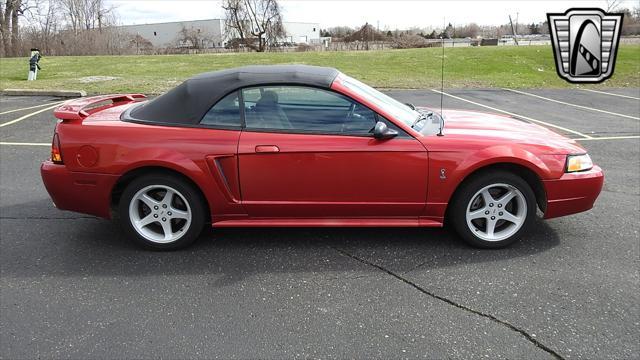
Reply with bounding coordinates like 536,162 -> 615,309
424,108 -> 586,154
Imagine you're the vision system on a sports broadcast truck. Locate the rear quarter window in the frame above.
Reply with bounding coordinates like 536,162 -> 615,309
200,91 -> 241,128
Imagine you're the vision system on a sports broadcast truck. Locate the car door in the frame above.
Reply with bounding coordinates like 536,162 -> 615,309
238,85 -> 428,218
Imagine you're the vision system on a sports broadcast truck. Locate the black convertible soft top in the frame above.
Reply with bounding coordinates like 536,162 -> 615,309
124,64 -> 340,125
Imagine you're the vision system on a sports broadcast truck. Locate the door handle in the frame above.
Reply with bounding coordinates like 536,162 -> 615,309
255,145 -> 280,153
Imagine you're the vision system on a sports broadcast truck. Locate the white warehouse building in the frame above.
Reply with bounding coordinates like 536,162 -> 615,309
118,18 -> 320,48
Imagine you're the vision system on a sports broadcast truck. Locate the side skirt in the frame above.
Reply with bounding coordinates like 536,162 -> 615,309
211,217 -> 443,228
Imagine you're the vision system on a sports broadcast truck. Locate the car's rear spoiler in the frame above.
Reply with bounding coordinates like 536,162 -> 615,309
54,94 -> 146,122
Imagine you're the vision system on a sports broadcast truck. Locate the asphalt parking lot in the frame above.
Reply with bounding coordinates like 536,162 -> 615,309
1,88 -> 639,359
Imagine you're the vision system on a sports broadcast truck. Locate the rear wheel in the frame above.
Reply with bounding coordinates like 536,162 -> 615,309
450,171 -> 536,248
118,174 -> 205,250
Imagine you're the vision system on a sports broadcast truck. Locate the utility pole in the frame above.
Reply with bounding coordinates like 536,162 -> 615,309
509,15 -> 519,45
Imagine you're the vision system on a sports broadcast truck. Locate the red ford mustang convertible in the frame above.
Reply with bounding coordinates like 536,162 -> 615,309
41,65 -> 603,250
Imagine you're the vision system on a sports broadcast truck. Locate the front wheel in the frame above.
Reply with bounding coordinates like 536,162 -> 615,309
118,174 -> 206,250
450,171 -> 536,248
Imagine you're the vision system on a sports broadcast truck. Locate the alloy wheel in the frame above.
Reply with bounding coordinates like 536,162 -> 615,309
128,185 -> 192,244
465,183 -> 527,242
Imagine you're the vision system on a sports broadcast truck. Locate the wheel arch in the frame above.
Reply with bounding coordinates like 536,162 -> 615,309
446,162 -> 547,219
110,166 -> 212,222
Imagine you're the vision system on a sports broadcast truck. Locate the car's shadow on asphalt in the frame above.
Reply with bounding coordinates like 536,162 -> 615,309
1,200 -> 561,285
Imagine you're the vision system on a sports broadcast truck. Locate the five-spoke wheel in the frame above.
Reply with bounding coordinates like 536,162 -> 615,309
450,171 -> 536,248
465,183 -> 527,242
129,185 -> 192,244
119,173 -> 205,250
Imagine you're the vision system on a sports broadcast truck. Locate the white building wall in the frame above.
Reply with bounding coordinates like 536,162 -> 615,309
118,19 -> 319,48
281,22 -> 320,44
120,19 -> 225,48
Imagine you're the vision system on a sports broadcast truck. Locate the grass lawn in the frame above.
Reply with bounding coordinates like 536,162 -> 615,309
1,45 -> 639,94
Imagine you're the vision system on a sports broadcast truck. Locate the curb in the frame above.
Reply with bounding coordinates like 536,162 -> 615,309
1,89 -> 86,98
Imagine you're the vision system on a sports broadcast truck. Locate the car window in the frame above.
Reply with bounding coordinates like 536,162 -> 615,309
242,86 -> 376,135
200,91 -> 241,128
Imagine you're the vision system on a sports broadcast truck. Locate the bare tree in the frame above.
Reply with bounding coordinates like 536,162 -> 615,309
1,0 -> 31,56
8,0 -> 125,56
324,26 -> 353,39
606,0 -> 623,12
130,33 -> 152,54
222,0 -> 284,52
23,0 -> 59,53
456,23 -> 481,38
343,23 -> 385,49
56,0 -> 112,34
176,24 -> 212,49
1,0 -> 14,55
621,7 -> 640,35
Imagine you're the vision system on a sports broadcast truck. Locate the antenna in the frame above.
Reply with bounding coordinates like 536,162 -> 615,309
440,30 -> 445,114
437,17 -> 445,136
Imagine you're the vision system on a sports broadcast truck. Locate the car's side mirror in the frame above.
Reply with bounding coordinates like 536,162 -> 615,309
373,121 -> 398,140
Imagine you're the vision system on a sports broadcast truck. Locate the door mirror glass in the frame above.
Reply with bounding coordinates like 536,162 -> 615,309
373,121 -> 398,140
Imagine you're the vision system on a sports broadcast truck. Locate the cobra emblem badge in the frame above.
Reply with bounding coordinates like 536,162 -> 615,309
547,8 -> 623,83
440,168 -> 446,180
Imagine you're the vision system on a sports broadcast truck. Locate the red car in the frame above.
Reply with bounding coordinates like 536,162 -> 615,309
41,65 -> 603,250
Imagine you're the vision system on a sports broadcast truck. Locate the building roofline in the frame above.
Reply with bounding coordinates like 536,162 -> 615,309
119,18 -> 223,27
118,18 -> 319,27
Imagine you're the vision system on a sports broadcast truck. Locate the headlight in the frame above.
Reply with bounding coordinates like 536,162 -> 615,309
566,154 -> 593,172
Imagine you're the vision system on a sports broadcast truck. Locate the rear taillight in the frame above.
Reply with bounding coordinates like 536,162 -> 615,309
51,133 -> 63,164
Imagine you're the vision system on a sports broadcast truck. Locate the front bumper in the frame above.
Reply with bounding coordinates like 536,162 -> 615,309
543,165 -> 604,219
41,161 -> 119,219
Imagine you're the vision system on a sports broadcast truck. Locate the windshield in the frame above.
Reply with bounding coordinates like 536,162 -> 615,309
338,74 -> 420,127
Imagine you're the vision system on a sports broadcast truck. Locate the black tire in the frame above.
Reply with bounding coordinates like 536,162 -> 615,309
449,170 -> 536,249
118,173 -> 206,250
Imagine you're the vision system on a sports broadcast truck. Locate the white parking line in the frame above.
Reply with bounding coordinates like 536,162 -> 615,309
576,135 -> 640,141
503,88 -> 640,121
0,101 -> 64,115
431,89 -> 593,139
0,103 -> 61,128
0,142 -> 50,146
580,88 -> 640,100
